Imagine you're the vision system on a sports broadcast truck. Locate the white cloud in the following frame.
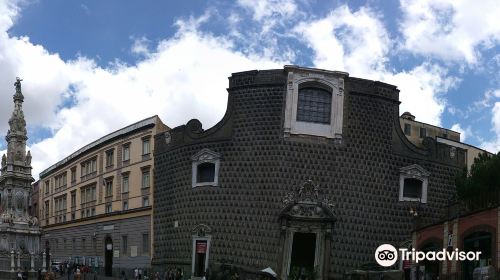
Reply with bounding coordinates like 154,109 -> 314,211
0,2 -> 284,179
293,5 -> 458,125
399,0 -> 500,64
238,0 -> 297,22
294,5 -> 390,77
481,102 -> 500,153
1,0 -> 497,179
130,36 -> 151,56
451,123 -> 471,142
473,89 -> 500,110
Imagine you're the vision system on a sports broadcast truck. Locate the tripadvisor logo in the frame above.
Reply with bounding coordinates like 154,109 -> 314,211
375,244 -> 398,267
375,244 -> 482,267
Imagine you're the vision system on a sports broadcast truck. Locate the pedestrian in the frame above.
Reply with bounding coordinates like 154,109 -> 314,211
37,268 -> 42,280
134,267 -> 139,280
175,268 -> 182,280
75,266 -> 81,280
122,270 -> 128,280
23,267 -> 28,280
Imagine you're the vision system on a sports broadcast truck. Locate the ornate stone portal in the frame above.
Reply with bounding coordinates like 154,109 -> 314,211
0,78 -> 41,268
279,180 -> 336,280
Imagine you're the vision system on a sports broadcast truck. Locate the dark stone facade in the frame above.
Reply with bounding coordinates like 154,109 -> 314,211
152,67 -> 465,279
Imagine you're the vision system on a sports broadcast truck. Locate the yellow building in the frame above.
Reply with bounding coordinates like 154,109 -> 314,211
38,116 -> 168,277
399,112 -> 491,170
399,111 -> 460,147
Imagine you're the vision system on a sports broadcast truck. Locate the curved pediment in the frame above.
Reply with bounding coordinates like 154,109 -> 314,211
192,223 -> 212,237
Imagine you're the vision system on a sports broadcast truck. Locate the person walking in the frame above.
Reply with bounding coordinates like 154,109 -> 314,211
75,266 -> 81,280
22,267 -> 28,280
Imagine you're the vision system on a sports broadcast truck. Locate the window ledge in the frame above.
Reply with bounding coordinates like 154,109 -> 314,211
399,197 -> 426,203
193,183 -> 219,188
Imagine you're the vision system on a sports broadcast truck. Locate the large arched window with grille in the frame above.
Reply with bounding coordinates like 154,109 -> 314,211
296,87 -> 332,124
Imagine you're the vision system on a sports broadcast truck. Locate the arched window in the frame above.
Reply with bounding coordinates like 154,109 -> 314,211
296,87 -> 332,124
283,66 -> 345,139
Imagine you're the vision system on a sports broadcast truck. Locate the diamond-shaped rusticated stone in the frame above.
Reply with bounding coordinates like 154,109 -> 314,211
152,69 -> 462,278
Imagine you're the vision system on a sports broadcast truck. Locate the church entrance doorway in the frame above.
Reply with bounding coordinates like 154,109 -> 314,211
289,232 -> 317,276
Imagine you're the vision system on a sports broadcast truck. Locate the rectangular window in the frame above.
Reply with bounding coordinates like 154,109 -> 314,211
143,196 -> 150,207
81,185 -> 97,204
142,233 -> 149,254
71,213 -> 75,221
44,201 -> 49,218
54,196 -> 67,219
142,138 -> 150,155
404,123 -> 411,136
91,208 -> 96,216
122,235 -> 128,255
142,170 -> 150,188
81,157 -> 97,177
71,167 -> 76,183
123,200 -> 128,210
122,144 -> 130,162
71,191 -> 76,207
419,127 -> 427,138
122,175 -> 129,193
55,172 -> 67,190
105,179 -> 113,197
105,203 -> 112,214
106,149 -> 114,167
44,181 -> 49,194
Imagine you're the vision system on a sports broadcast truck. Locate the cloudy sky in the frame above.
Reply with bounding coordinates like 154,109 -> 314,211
0,0 -> 499,179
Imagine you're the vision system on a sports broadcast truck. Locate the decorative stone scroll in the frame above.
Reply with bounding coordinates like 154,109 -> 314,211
280,180 -> 335,222
192,224 -> 212,237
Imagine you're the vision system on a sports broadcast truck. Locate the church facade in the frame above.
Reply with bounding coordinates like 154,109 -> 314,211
152,66 -> 465,279
0,78 -> 41,273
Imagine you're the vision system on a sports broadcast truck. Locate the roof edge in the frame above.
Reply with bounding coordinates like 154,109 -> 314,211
39,115 -> 162,178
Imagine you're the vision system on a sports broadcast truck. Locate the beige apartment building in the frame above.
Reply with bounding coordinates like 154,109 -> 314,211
38,116 -> 168,277
399,111 -> 461,146
399,111 -> 491,170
